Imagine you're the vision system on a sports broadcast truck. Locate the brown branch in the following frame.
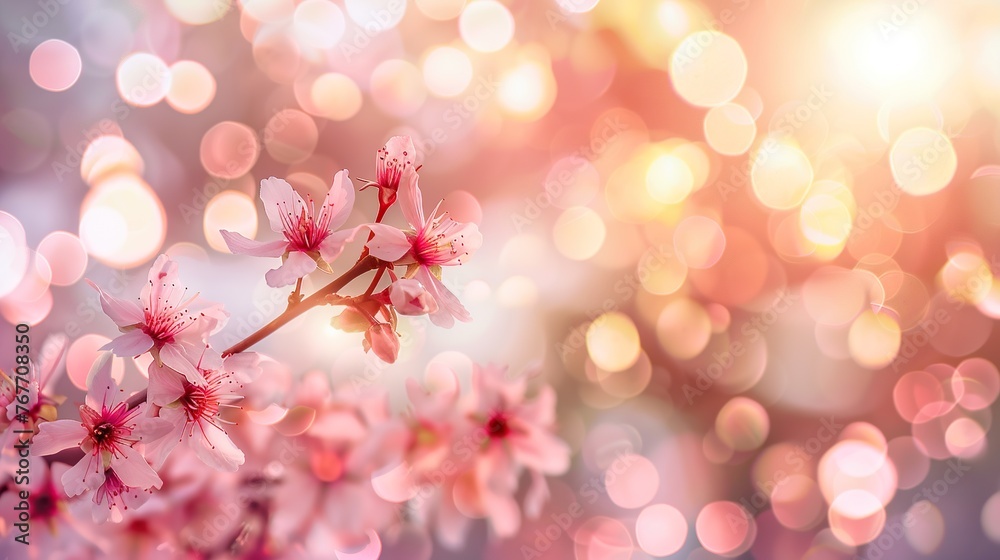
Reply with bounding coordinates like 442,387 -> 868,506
45,255 -> 381,465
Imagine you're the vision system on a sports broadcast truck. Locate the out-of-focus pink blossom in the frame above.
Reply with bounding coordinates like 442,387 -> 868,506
367,171 -> 483,328
90,255 -> 228,384
453,364 -> 569,538
145,351 -> 261,471
221,172 -> 356,287
32,353 -> 166,502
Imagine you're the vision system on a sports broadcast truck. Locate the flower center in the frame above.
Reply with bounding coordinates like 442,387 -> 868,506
180,382 -> 219,421
486,412 -> 510,439
92,422 -> 115,444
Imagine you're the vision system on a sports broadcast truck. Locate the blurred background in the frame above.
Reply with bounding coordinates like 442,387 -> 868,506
4,0 -> 1000,558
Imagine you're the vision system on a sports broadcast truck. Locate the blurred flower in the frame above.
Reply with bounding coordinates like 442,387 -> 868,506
455,364 -> 570,538
221,172 -> 357,287
90,255 -> 228,384
367,171 -> 483,327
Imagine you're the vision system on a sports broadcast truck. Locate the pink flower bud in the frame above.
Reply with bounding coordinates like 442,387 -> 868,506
389,279 -> 438,316
364,323 -> 399,363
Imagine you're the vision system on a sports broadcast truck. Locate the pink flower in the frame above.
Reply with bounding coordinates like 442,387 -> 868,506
367,171 -> 483,327
388,278 -> 438,316
32,353 -> 164,500
145,351 -> 260,472
454,364 -> 569,537
84,467 -> 153,523
363,323 -> 400,364
369,136 -> 416,211
90,254 -> 228,384
221,172 -> 357,288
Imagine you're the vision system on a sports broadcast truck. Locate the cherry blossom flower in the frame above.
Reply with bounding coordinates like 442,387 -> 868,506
145,351 -> 260,471
364,136 -> 416,213
90,254 -> 228,384
453,364 -> 569,538
79,467 -> 153,523
367,170 -> 483,327
32,353 -> 165,500
221,171 -> 357,288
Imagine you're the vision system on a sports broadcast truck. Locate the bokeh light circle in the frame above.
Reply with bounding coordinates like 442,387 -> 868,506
636,504 -> 687,556
670,32 -> 748,107
166,60 -> 216,114
204,191 -> 259,253
459,1 -> 515,53
200,121 -> 260,179
29,39 -> 82,92
116,52 -> 172,107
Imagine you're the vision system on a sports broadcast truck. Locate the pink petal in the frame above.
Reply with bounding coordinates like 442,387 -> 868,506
111,445 -> 162,489
399,169 -> 425,229
62,453 -> 105,497
159,343 -> 205,385
38,333 -> 68,392
142,410 -> 184,469
265,250 -> 318,287
224,352 -> 262,383
260,177 -> 305,233
524,471 -> 550,519
436,481 -> 472,549
31,420 -> 87,456
87,280 -> 144,327
318,224 -> 367,264
365,224 -> 411,262
101,329 -> 154,357
510,427 -> 571,475
191,422 -> 244,472
85,352 -> 119,410
417,266 -> 471,328
146,363 -> 187,405
320,169 -> 356,232
139,254 -> 181,309
220,230 -> 288,257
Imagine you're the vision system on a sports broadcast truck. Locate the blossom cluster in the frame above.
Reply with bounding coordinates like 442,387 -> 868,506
3,138 -> 567,556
